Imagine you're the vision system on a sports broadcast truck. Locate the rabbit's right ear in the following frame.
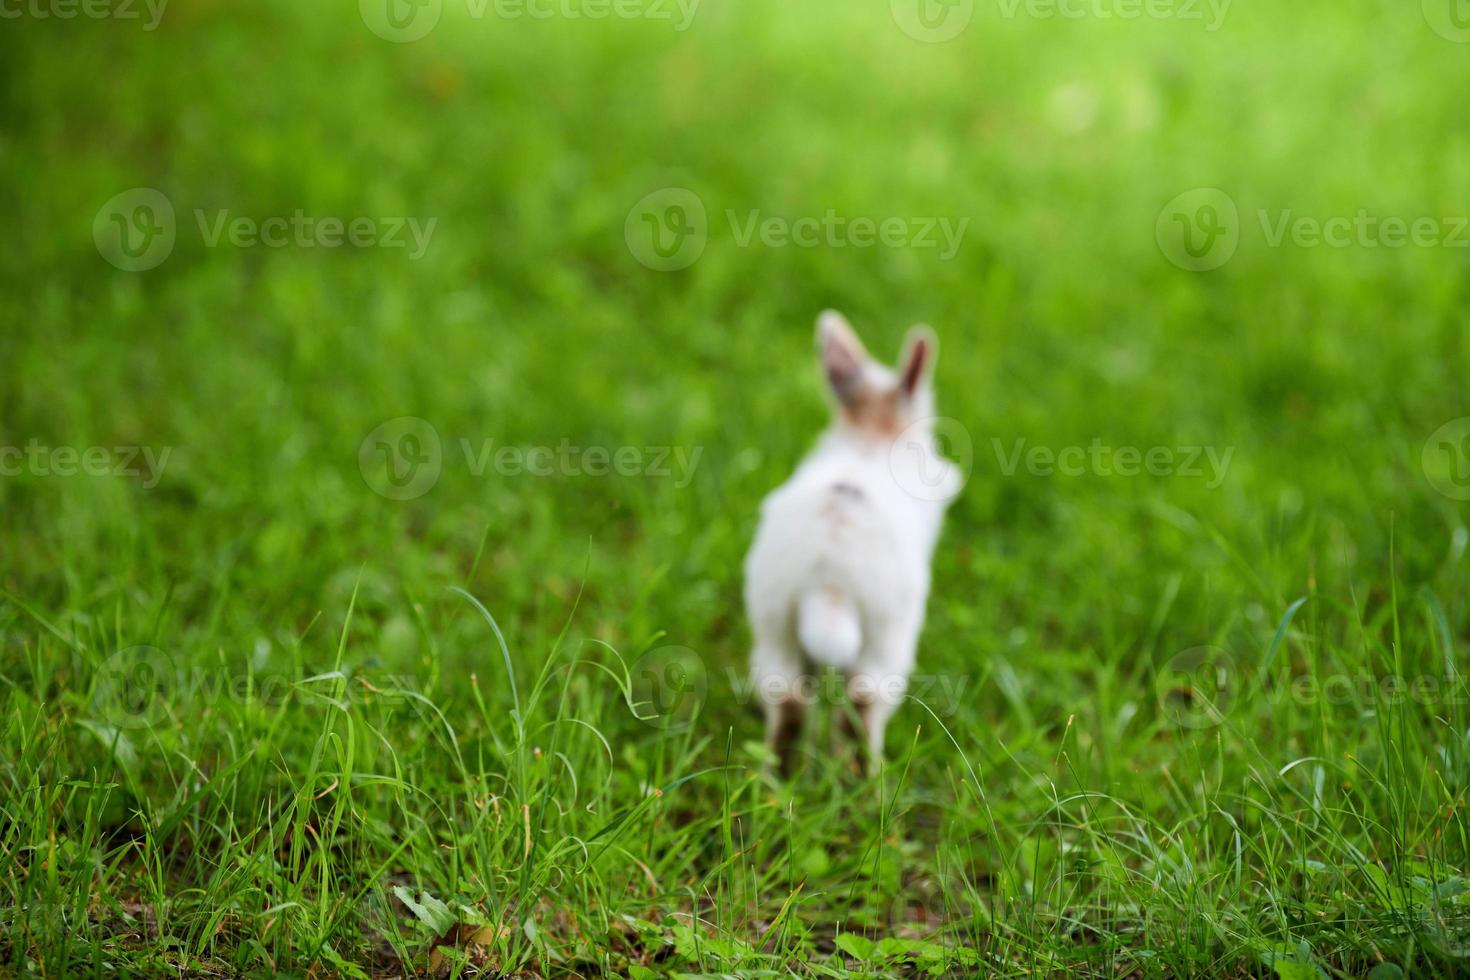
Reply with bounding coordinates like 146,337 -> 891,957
817,310 -> 868,401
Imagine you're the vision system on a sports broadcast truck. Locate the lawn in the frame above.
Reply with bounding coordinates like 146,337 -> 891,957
3,0 -> 1470,976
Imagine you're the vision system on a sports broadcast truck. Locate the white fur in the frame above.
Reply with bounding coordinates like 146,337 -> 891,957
744,311 -> 958,766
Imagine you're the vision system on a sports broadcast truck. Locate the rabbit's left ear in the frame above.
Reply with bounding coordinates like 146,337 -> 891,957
818,310 -> 869,400
899,325 -> 937,398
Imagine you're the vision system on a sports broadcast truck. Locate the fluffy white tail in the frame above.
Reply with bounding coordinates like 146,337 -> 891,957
797,589 -> 862,669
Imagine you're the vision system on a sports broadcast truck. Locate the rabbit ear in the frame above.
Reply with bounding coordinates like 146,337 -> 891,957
899,325 -> 937,399
817,310 -> 868,400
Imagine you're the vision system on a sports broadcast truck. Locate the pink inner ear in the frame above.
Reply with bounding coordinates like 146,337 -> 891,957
901,339 -> 929,396
825,338 -> 864,395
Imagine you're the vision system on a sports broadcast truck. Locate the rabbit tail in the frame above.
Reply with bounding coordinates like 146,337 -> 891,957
797,588 -> 862,669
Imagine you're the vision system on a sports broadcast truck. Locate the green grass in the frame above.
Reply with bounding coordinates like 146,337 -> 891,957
3,0 -> 1470,976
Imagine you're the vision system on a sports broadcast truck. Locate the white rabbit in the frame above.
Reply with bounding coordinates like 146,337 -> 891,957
744,310 -> 960,775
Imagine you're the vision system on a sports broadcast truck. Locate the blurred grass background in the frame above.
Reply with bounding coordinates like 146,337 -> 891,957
3,0 -> 1470,976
